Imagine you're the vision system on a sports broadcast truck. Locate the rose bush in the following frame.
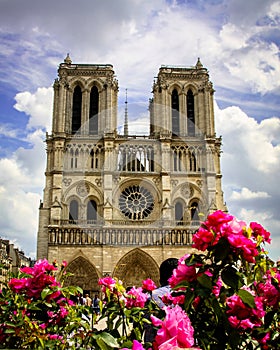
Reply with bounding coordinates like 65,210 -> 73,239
96,211 -> 279,349
0,260 -> 119,349
0,211 -> 279,349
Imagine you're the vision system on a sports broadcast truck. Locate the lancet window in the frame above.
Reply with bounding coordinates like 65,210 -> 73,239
175,202 -> 184,225
89,146 -> 103,170
172,146 -> 202,172
190,201 -> 200,225
189,150 -> 197,172
89,86 -> 99,135
69,200 -> 79,223
70,149 -> 79,169
187,89 -> 195,136
117,145 -> 154,172
72,86 -> 82,134
171,89 -> 179,136
87,200 -> 97,222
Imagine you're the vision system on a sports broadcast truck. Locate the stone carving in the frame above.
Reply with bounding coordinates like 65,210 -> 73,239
76,182 -> 90,197
181,184 -> 194,198
63,178 -> 72,187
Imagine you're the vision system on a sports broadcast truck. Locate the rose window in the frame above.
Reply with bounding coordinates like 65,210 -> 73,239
119,185 -> 154,220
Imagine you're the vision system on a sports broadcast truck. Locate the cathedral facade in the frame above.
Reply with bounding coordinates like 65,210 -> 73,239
37,55 -> 226,292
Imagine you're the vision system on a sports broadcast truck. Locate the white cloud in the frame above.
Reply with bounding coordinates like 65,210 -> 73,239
215,102 -> 280,262
215,103 -> 280,174
14,87 -> 53,131
230,187 -> 270,200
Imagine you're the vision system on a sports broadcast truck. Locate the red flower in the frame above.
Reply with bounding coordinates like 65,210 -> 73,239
250,222 -> 271,244
226,294 -> 265,330
142,278 -> 157,291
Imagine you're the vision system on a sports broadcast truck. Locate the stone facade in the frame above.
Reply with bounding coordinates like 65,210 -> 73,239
0,238 -> 32,288
37,55 -> 227,293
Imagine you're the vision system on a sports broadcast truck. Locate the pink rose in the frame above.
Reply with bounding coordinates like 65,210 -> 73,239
142,278 -> 157,291
169,262 -> 197,288
250,222 -> 271,243
98,276 -> 117,292
151,305 -> 195,349
226,294 -> 265,330
125,287 -> 149,308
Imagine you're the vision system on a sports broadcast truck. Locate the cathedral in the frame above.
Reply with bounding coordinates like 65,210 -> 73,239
37,54 -> 226,293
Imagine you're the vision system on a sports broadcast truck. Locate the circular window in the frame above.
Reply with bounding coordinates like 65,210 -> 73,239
119,185 -> 154,220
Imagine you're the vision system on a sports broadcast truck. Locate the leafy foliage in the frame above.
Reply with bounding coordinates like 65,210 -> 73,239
0,211 -> 279,349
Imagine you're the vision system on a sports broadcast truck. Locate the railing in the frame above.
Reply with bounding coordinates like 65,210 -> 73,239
50,219 -> 200,228
48,226 -> 196,246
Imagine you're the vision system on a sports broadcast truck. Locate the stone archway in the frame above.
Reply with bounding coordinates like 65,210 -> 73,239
63,256 -> 100,294
113,249 -> 160,288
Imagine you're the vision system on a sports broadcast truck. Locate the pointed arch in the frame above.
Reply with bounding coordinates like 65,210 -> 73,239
72,85 -> 82,134
89,86 -> 99,134
69,199 -> 79,222
175,201 -> 184,225
187,89 -> 195,136
87,199 -> 97,222
113,248 -> 159,287
190,201 -> 200,226
63,256 -> 100,293
171,88 -> 179,136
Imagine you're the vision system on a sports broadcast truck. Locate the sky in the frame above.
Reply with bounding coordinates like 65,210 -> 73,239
0,0 -> 279,261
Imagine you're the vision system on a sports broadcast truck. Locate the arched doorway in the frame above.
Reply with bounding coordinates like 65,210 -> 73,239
62,256 -> 100,295
113,249 -> 160,288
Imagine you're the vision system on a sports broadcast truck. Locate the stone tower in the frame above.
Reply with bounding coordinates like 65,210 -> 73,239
37,55 -> 226,292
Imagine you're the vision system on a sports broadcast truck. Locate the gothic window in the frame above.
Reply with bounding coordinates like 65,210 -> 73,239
187,89 -> 195,136
148,147 -> 154,172
173,148 -> 184,172
74,149 -> 79,168
173,151 -> 178,171
72,86 -> 82,134
118,145 -> 154,172
119,185 -> 154,220
70,148 -> 78,168
69,200 -> 78,223
89,86 -> 99,135
175,202 -> 184,225
190,202 -> 200,224
189,151 -> 197,172
70,149 -> 74,168
90,149 -> 99,169
171,89 -> 179,136
87,200 -> 97,222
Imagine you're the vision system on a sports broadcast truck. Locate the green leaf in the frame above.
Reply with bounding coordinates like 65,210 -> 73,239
221,266 -> 241,290
4,328 -> 15,334
41,287 -> 52,300
183,289 -> 195,312
96,338 -> 110,350
97,331 -> 119,348
197,273 -> 213,289
212,237 -> 230,261
237,289 -> 256,308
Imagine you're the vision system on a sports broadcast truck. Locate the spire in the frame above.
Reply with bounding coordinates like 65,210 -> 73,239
124,89 -> 128,136
64,53 -> 72,65
195,57 -> 203,69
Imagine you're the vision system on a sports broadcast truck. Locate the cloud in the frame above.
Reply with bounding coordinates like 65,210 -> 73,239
215,103 -> 280,175
230,187 -> 271,200
14,87 -> 53,131
215,102 -> 280,261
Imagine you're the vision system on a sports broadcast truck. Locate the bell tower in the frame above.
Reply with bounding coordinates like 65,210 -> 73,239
37,55 -> 226,291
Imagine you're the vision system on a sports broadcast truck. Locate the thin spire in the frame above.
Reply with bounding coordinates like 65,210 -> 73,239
124,89 -> 128,136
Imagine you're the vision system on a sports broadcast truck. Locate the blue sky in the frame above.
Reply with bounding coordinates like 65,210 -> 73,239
0,0 -> 279,261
